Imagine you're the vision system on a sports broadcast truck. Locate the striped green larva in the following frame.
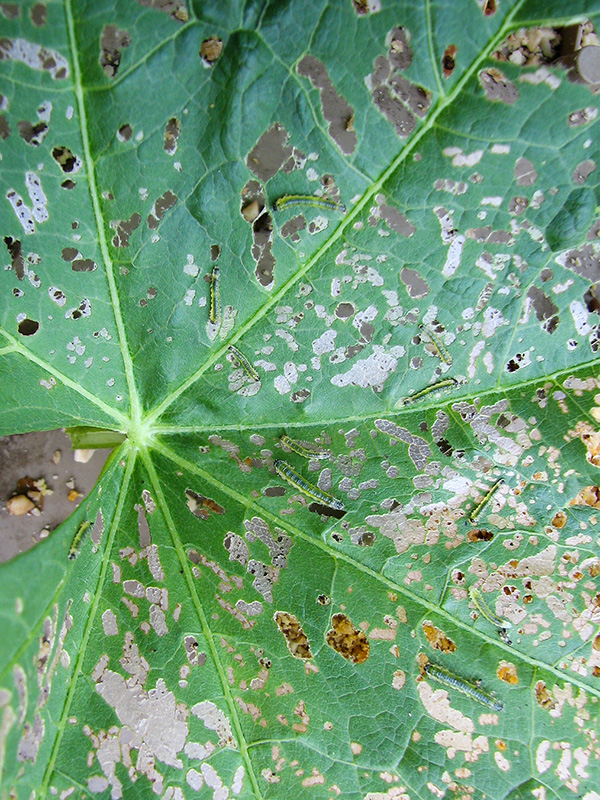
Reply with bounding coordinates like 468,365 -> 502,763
209,267 -> 220,324
424,661 -> 504,712
228,345 -> 259,381
469,478 -> 504,522
419,323 -> 453,365
279,435 -> 330,460
69,520 -> 91,560
469,586 -> 512,631
396,377 -> 458,407
273,194 -> 346,214
273,459 -> 344,511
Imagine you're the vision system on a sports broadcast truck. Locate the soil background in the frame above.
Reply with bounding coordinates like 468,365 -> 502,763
0,430 -> 109,563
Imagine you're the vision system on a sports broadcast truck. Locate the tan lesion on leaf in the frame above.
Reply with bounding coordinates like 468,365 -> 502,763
200,35 -> 223,66
422,621 -> 456,653
274,611 -> 313,659
496,661 -> 518,685
325,613 -> 370,663
569,485 -> 600,508
185,488 -> 226,519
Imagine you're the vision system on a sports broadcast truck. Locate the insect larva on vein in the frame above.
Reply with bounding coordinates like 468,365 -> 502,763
279,435 -> 330,460
469,478 -> 504,522
419,323 -> 453,365
273,194 -> 346,214
424,662 -> 504,712
469,586 -> 512,632
273,459 -> 344,511
209,266 -> 220,325
228,345 -> 259,381
395,377 -> 458,408
69,520 -> 91,560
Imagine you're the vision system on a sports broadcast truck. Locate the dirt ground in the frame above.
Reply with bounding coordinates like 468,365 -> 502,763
0,430 -> 109,564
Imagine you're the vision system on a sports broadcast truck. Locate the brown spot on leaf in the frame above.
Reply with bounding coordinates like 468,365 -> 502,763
582,432 -> 600,468
442,45 -> 457,77
52,145 -> 80,173
400,267 -> 429,298
372,84 -> 416,138
246,123 -> 299,182
135,0 -> 188,21
569,485 -> 600,508
241,180 -> 275,289
163,117 -> 180,155
482,0 -> 496,15
111,212 -> 141,247
99,25 -> 131,78
0,4 -> 20,19
17,119 -> 48,146
0,114 -> 9,139
335,302 -> 355,320
467,528 -> 494,542
61,248 -> 96,272
30,3 -> 46,26
147,190 -> 177,229
584,283 -> 600,314
572,159 -> 596,185
373,195 -> 415,237
326,613 -> 370,663
479,68 -> 519,104
281,215 -> 306,242
4,236 -> 24,279
18,318 -> 39,336
274,611 -> 313,659
508,196 -> 529,215
422,621 -> 456,652
527,286 -> 559,334
388,26 -> 413,70
297,55 -> 357,155
535,680 -> 556,710
493,26 -> 561,67
185,488 -> 225,519
551,510 -> 567,528
118,123 -> 132,141
200,35 -> 223,66
514,157 -> 538,186
61,179 -> 75,190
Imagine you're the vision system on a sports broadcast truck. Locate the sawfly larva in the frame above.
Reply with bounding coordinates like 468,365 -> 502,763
273,194 -> 346,213
228,345 -> 259,381
209,266 -> 220,324
396,377 -> 458,407
469,586 -> 512,631
424,662 -> 503,712
273,459 -> 344,511
419,323 -> 453,365
68,520 -> 91,560
469,478 -> 504,522
279,435 -> 330,460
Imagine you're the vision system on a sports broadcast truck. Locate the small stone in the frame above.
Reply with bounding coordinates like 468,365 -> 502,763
74,449 -> 95,463
242,200 -> 260,222
7,495 -> 35,516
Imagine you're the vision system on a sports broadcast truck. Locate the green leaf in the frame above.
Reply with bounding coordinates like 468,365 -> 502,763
1,2 -> 599,799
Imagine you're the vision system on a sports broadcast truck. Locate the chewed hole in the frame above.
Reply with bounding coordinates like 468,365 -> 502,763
18,318 -> 39,336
